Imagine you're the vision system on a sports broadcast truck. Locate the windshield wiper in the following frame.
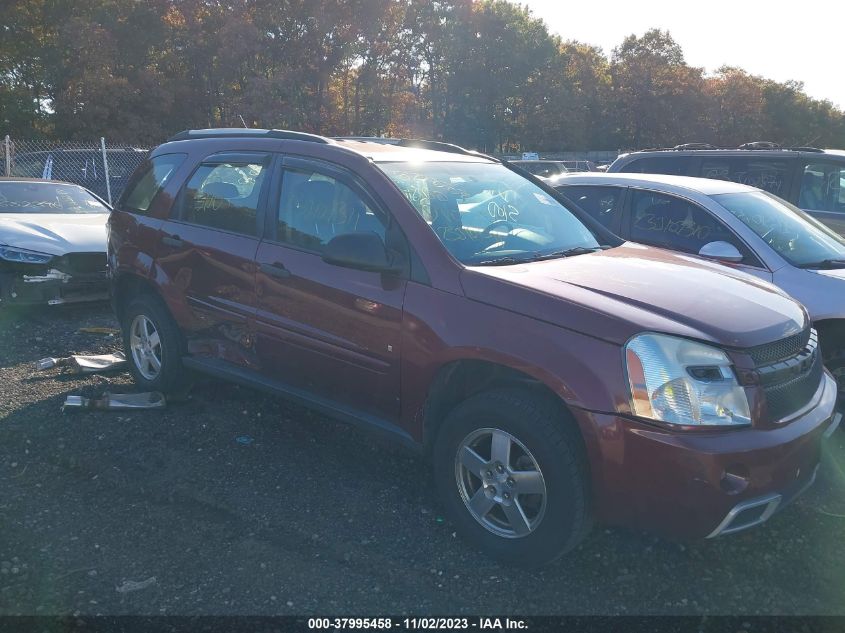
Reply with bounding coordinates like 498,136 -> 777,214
797,259 -> 845,269
470,256 -> 534,266
532,245 -> 610,261
469,246 -> 610,267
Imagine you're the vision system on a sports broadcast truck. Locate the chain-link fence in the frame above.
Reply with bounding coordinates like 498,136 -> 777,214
2,136 -> 151,206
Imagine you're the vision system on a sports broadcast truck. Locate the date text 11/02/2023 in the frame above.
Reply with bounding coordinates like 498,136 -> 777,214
307,617 -> 528,630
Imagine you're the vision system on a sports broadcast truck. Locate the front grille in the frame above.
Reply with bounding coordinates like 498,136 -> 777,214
751,327 -> 823,422
55,252 -> 107,275
763,351 -> 823,421
748,328 -> 811,365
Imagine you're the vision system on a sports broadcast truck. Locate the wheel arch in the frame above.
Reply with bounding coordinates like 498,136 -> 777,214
813,318 -> 845,359
421,359 -> 589,460
112,271 -> 166,323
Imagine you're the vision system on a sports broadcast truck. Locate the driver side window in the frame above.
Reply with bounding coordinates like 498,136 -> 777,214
628,190 -> 751,262
276,168 -> 386,253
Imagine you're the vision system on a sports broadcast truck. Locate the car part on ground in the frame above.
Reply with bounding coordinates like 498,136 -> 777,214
62,391 -> 166,411
36,351 -> 126,373
109,128 -> 839,566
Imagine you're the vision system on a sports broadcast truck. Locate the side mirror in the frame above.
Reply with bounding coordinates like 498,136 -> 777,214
322,232 -> 402,274
698,241 -> 743,263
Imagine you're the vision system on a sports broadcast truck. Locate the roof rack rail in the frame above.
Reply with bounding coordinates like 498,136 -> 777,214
789,146 -> 824,153
673,143 -> 717,150
167,128 -> 333,144
333,136 -> 400,145
738,141 -> 781,150
396,139 -> 473,154
395,138 -> 499,162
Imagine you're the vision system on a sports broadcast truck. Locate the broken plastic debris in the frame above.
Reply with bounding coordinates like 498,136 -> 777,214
115,576 -> 157,593
78,327 -> 121,336
22,269 -> 72,284
37,352 -> 126,374
62,391 -> 166,412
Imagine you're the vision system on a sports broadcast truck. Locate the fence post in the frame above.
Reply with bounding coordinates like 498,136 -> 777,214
4,136 -> 10,177
100,137 -> 112,206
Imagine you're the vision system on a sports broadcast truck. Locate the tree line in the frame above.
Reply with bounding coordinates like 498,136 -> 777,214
2,0 -> 844,152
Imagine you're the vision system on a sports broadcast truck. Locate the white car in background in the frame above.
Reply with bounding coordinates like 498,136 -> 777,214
0,178 -> 110,307
554,172 -> 845,393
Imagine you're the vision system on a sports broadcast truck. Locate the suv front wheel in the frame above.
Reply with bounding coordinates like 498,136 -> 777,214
122,294 -> 186,393
433,388 -> 591,567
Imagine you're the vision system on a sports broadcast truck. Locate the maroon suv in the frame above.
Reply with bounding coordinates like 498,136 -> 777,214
108,129 -> 840,566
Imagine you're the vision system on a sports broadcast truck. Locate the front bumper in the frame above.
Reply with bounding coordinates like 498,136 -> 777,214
578,371 -> 839,540
0,269 -> 109,306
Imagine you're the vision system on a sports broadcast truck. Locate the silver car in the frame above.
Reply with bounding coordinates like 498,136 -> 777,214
554,172 -> 845,390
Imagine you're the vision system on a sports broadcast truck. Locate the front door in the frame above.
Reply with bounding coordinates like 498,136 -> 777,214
254,157 -> 407,422
154,152 -> 271,366
623,188 -> 773,283
796,161 -> 845,236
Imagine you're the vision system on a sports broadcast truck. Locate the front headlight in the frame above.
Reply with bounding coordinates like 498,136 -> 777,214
0,245 -> 54,264
625,333 -> 751,427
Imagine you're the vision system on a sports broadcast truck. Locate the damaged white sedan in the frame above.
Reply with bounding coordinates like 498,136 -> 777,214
0,178 -> 110,307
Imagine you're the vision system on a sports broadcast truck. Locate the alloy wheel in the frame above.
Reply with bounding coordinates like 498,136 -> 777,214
454,427 -> 547,538
129,314 -> 163,380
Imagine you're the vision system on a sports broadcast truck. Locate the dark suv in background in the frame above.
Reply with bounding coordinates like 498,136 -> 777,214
609,143 -> 845,235
108,129 -> 839,566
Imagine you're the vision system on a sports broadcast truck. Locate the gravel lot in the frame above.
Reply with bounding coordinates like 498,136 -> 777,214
1,303 -> 844,616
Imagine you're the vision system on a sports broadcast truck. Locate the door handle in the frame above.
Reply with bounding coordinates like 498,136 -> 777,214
162,235 -> 183,248
260,262 -> 291,279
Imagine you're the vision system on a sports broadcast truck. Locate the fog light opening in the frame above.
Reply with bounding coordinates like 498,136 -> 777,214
720,464 -> 750,494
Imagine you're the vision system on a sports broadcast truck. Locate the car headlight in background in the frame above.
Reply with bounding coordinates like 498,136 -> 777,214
625,333 -> 751,427
0,245 -> 54,264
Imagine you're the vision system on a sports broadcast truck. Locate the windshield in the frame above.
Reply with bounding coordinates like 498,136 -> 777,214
0,182 -> 109,214
712,191 -> 845,267
380,162 -> 600,265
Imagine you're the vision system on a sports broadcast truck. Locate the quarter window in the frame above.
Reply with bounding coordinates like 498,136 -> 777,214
629,190 -> 748,259
121,154 -> 186,214
180,161 -> 267,235
276,168 -> 385,252
618,157 -> 688,175
799,163 -> 845,213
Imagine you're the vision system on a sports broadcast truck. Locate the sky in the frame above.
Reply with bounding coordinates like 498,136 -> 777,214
521,0 -> 844,108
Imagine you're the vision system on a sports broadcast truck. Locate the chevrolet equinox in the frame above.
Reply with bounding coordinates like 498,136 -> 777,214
108,129 -> 840,567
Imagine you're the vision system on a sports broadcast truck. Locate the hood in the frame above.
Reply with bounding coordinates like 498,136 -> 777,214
461,242 -> 807,349
0,213 -> 109,255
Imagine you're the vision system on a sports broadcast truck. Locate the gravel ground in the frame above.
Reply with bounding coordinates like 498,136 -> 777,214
1,303 -> 844,616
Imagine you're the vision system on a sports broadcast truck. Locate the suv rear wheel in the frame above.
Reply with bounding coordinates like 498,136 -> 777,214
122,294 -> 186,393
433,388 -> 591,567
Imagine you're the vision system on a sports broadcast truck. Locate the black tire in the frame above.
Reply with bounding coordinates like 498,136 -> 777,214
433,388 -> 591,568
825,348 -> 845,408
121,293 -> 187,393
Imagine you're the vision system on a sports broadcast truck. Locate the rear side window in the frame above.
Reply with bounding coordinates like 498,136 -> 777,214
121,153 -> 186,214
618,157 -> 689,176
558,185 -> 624,229
697,158 -> 791,198
179,160 -> 268,235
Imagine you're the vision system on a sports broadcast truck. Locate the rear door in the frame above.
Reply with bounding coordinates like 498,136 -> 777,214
795,159 -> 845,236
154,151 -> 271,366
253,156 -> 407,422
